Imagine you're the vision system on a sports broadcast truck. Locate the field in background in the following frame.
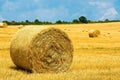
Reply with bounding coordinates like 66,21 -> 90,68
0,22 -> 120,80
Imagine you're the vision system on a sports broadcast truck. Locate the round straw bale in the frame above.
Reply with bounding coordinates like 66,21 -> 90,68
0,22 -> 8,28
18,25 -> 24,29
10,26 -> 73,73
89,29 -> 100,38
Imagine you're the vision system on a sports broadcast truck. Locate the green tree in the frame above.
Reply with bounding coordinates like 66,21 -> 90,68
55,20 -> 62,24
25,20 -> 30,25
10,21 -> 16,25
98,20 -> 104,23
34,19 -> 40,24
104,19 -> 109,22
34,19 -> 43,24
72,19 -> 79,23
2,20 -> 10,25
79,16 -> 88,23
25,20 -> 30,23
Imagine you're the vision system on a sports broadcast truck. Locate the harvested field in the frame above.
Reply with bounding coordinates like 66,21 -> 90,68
0,22 -> 120,80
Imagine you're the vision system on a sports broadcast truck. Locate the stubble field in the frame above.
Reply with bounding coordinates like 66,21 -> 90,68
0,22 -> 120,80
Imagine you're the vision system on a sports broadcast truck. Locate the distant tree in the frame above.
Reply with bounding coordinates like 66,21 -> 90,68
104,19 -> 109,22
87,20 -> 93,23
2,20 -> 9,24
43,21 -> 52,24
55,20 -> 62,24
34,19 -> 43,24
20,21 -> 26,25
25,20 -> 30,23
98,20 -> 104,23
10,21 -> 16,25
25,20 -> 30,25
72,19 -> 79,23
79,16 -> 88,23
62,21 -> 70,24
34,19 -> 40,23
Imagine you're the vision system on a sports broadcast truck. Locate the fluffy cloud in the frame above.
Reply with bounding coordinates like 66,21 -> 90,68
88,1 -> 119,20
89,1 -> 110,8
100,7 -> 118,20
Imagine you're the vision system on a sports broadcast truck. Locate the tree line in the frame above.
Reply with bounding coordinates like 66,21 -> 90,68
2,16 -> 120,25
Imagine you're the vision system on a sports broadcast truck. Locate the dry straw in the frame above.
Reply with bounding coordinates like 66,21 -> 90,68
0,22 -> 7,28
10,26 -> 73,73
89,29 -> 100,38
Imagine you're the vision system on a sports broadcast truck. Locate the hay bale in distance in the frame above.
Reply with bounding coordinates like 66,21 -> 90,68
0,22 -> 7,28
89,29 -> 100,38
18,25 -> 24,29
10,26 -> 73,73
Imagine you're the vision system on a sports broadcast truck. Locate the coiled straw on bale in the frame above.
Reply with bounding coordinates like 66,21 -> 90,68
89,29 -> 100,38
10,26 -> 73,73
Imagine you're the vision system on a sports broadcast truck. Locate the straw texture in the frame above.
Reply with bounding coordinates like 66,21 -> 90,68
10,26 -> 73,73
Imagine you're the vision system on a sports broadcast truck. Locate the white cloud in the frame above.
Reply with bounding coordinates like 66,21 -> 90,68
89,1 -> 110,8
88,1 -> 119,20
100,7 -> 118,20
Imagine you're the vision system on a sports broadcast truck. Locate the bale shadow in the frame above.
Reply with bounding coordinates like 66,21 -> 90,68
10,66 -> 32,74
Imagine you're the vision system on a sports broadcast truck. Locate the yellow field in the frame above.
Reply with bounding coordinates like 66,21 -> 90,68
0,22 -> 120,80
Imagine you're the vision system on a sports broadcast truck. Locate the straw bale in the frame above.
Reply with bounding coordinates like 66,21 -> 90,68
0,22 -> 7,28
89,29 -> 100,38
10,26 -> 73,73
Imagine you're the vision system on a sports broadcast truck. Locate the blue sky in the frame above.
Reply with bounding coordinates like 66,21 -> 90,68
0,0 -> 120,22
